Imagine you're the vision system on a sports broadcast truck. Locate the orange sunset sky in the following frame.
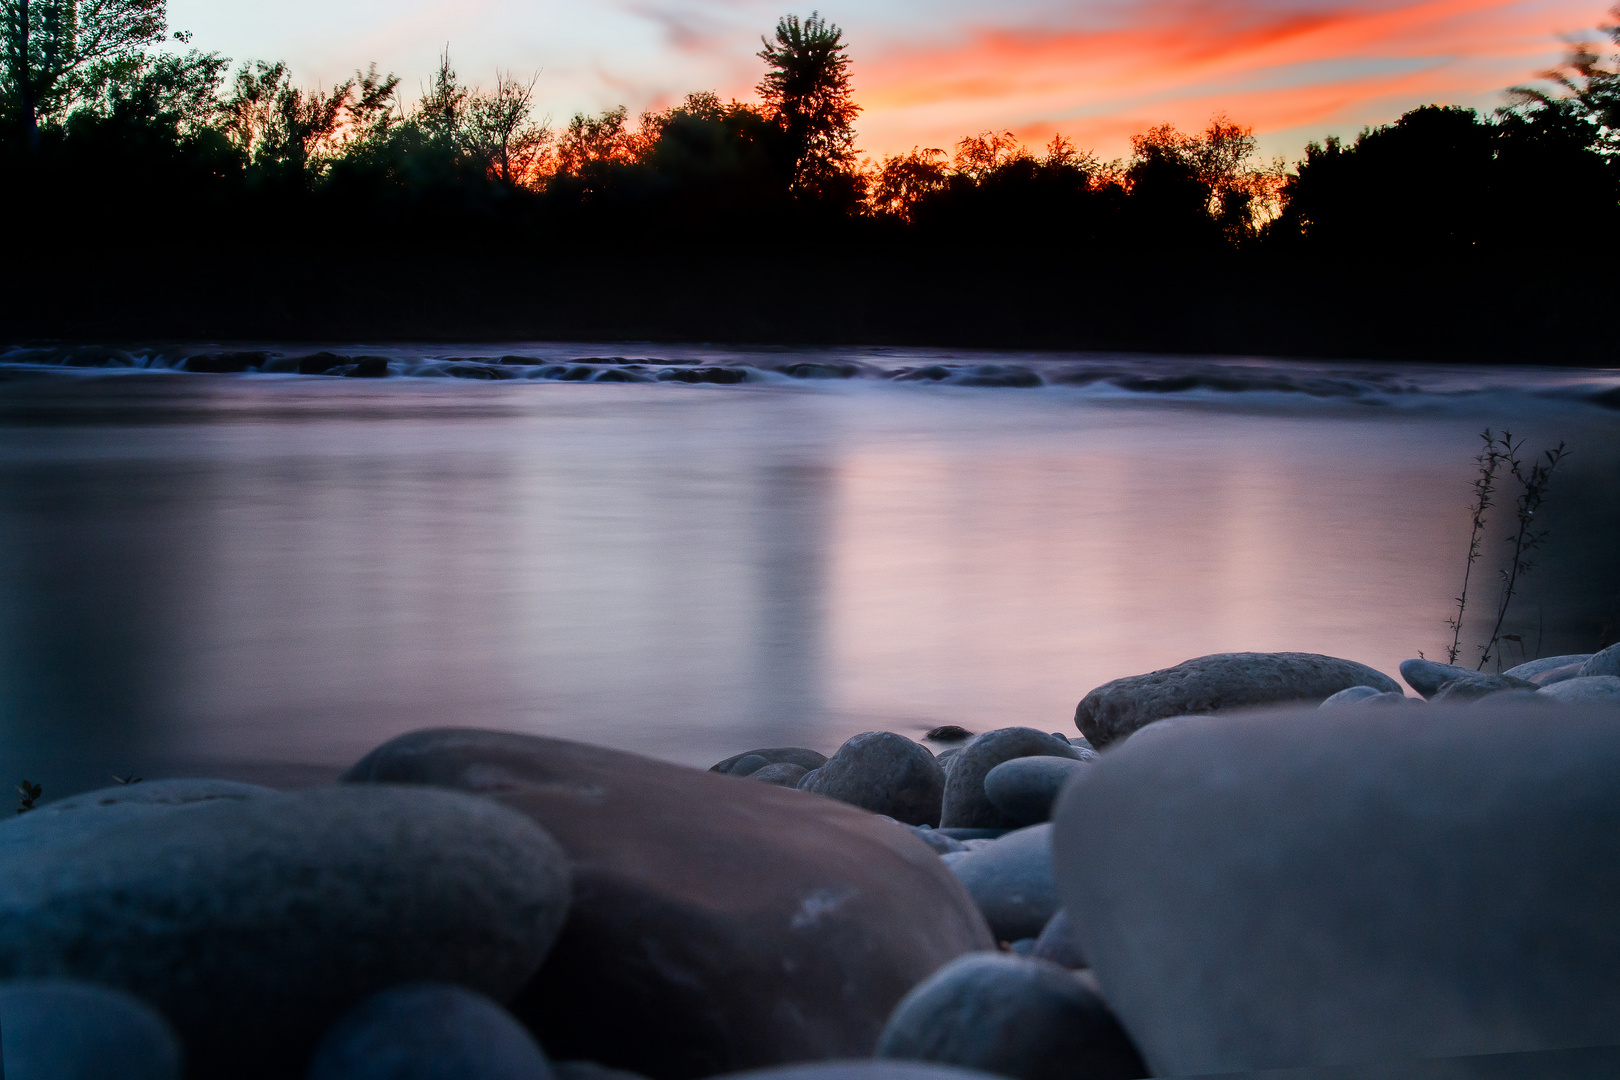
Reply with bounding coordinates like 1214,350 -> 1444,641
169,0 -> 1614,160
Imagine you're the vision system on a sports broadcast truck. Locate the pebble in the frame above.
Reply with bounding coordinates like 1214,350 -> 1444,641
875,953 -> 1148,1080
1530,661 -> 1590,687
908,827 -> 967,855
1078,652 -> 1400,746
0,979 -> 182,1080
1581,644 -> 1620,678
983,756 -> 1091,827
710,748 -> 828,776
1503,655 -> 1593,680
1031,908 -> 1088,970
750,763 -> 809,787
710,1063 -> 1005,1080
941,729 -> 1082,829
1539,676 -> 1620,704
1430,673 -> 1535,703
799,731 -> 947,827
946,824 -> 1060,942
307,983 -> 552,1080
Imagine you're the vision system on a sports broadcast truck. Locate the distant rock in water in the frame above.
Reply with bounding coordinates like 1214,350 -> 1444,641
183,351 -> 267,374
344,729 -> 994,1080
924,725 -> 973,742
1076,652 -> 1399,747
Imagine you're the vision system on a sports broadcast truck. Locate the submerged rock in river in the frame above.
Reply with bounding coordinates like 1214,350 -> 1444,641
344,728 -> 993,1080
1076,652 -> 1400,746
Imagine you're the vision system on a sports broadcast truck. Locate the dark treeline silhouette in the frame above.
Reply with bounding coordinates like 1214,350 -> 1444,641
2,2 -> 1617,359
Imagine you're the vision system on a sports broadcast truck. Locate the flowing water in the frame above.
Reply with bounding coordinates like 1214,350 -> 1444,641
2,344 -> 1617,800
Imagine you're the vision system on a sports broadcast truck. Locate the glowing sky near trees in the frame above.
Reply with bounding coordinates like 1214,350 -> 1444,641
167,0 -> 1611,159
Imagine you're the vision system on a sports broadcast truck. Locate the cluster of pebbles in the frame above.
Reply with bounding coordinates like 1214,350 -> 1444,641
3,645 -> 1618,1079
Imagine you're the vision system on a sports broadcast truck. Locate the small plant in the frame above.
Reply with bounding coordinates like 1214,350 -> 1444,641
16,780 -> 41,814
1446,429 -> 1507,663
112,772 -> 143,785
1476,434 -> 1568,671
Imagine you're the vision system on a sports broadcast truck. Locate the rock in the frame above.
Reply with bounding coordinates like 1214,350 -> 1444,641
941,729 -> 1081,828
925,726 -> 973,742
1430,673 -> 1535,703
1582,643 -> 1620,678
1530,661 -> 1590,687
0,784 -> 570,1080
946,824 -> 1059,942
1504,654 -> 1593,680
1321,688 -> 1418,709
294,352 -> 346,375
729,754 -> 771,777
1398,658 -> 1479,698
1050,700 -> 1620,1075
346,356 -> 391,378
875,953 -> 1148,1080
1078,653 -> 1400,746
909,827 -> 967,855
1539,676 -> 1620,704
554,1063 -> 651,1080
343,729 -> 994,1080
1069,736 -> 1096,751
710,748 -> 828,776
1007,938 -> 1037,956
1031,909 -> 1088,970
712,1063 -> 1005,1080
936,828 -> 1013,841
0,979 -> 182,1080
800,732 -> 947,827
983,757 -> 1090,827
307,983 -> 552,1080
935,749 -> 961,769
750,762 -> 809,787
1318,686 -> 1383,707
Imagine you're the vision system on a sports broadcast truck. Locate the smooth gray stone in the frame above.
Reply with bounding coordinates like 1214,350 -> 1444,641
1530,661 -> 1589,686
940,851 -> 971,869
1318,686 -> 1383,708
750,762 -> 809,787
0,785 -> 570,1080
941,729 -> 1081,828
800,732 -> 947,827
934,828 -> 1013,841
1430,673 -> 1535,703
1078,653 -> 1400,746
1031,908 -> 1088,970
730,755 -> 770,777
713,1062 -> 1005,1080
947,824 -> 1059,942
910,827 -> 968,855
1069,736 -> 1096,751
711,748 -> 828,776
1581,643 -> 1620,678
875,953 -> 1147,1080
984,756 -> 1090,827
0,979 -> 182,1080
1008,938 -> 1038,956
1051,701 -> 1620,1076
935,748 -> 962,769
1503,654 -> 1592,680
1539,676 -> 1620,704
344,729 -> 994,1079
1400,658 -> 1481,698
554,1063 -> 651,1080
307,983 -> 552,1080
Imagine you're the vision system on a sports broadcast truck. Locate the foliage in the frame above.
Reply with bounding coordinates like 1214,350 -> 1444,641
1446,430 -> 1507,664
756,11 -> 860,200
1478,436 -> 1569,671
0,0 -> 168,140
1505,3 -> 1620,160
16,779 -> 40,813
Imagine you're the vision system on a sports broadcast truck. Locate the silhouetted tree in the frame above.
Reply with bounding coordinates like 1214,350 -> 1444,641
1505,3 -> 1619,159
756,11 -> 859,201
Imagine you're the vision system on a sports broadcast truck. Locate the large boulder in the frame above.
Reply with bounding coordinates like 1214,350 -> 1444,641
875,954 -> 1146,1080
940,729 -> 1081,829
0,783 -> 569,1080
307,983 -> 552,1080
343,729 -> 995,1080
946,825 -> 1059,943
1581,643 -> 1620,678
0,979 -> 182,1080
800,732 -> 946,826
983,756 -> 1091,827
1077,652 -> 1399,746
1051,700 -> 1620,1076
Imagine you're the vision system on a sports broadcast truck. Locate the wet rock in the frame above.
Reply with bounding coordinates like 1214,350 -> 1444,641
346,356 -> 391,378
1582,644 -> 1620,678
0,979 -> 182,1080
658,366 -> 748,384
0,784 -> 569,1080
183,351 -> 267,374
307,983 -> 551,1080
800,732 -> 946,827
294,352 -> 347,375
1504,654 -> 1593,681
1398,658 -> 1479,698
983,756 -> 1090,827
1430,673 -> 1535,703
1050,700 -> 1620,1075
344,729 -> 994,1080
1539,676 -> 1620,704
925,726 -> 973,742
750,762 -> 809,787
875,953 -> 1147,1080
909,827 -> 967,855
1078,653 -> 1399,746
710,748 -> 827,776
1031,908 -> 1087,969
947,824 -> 1059,942
941,729 -> 1082,828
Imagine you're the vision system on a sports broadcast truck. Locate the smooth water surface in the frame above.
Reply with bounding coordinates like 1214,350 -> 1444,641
2,346 -> 1617,798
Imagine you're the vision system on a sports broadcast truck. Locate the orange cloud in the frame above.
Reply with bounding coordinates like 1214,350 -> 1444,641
847,0 -> 1607,159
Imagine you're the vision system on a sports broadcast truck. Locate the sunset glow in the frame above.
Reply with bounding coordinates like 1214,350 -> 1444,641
170,0 -> 1611,160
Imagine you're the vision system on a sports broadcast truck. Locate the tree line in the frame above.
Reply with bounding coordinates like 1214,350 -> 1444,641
1,2 -> 1617,358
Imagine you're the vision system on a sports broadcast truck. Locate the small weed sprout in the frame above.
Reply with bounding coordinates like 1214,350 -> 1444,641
16,780 -> 41,814
1446,429 -> 1506,664
1477,435 -> 1569,671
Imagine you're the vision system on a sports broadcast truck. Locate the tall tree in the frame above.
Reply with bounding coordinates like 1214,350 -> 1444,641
756,11 -> 859,198
1,0 -> 167,146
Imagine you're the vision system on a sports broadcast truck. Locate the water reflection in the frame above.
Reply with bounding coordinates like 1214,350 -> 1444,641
0,373 -> 1615,800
